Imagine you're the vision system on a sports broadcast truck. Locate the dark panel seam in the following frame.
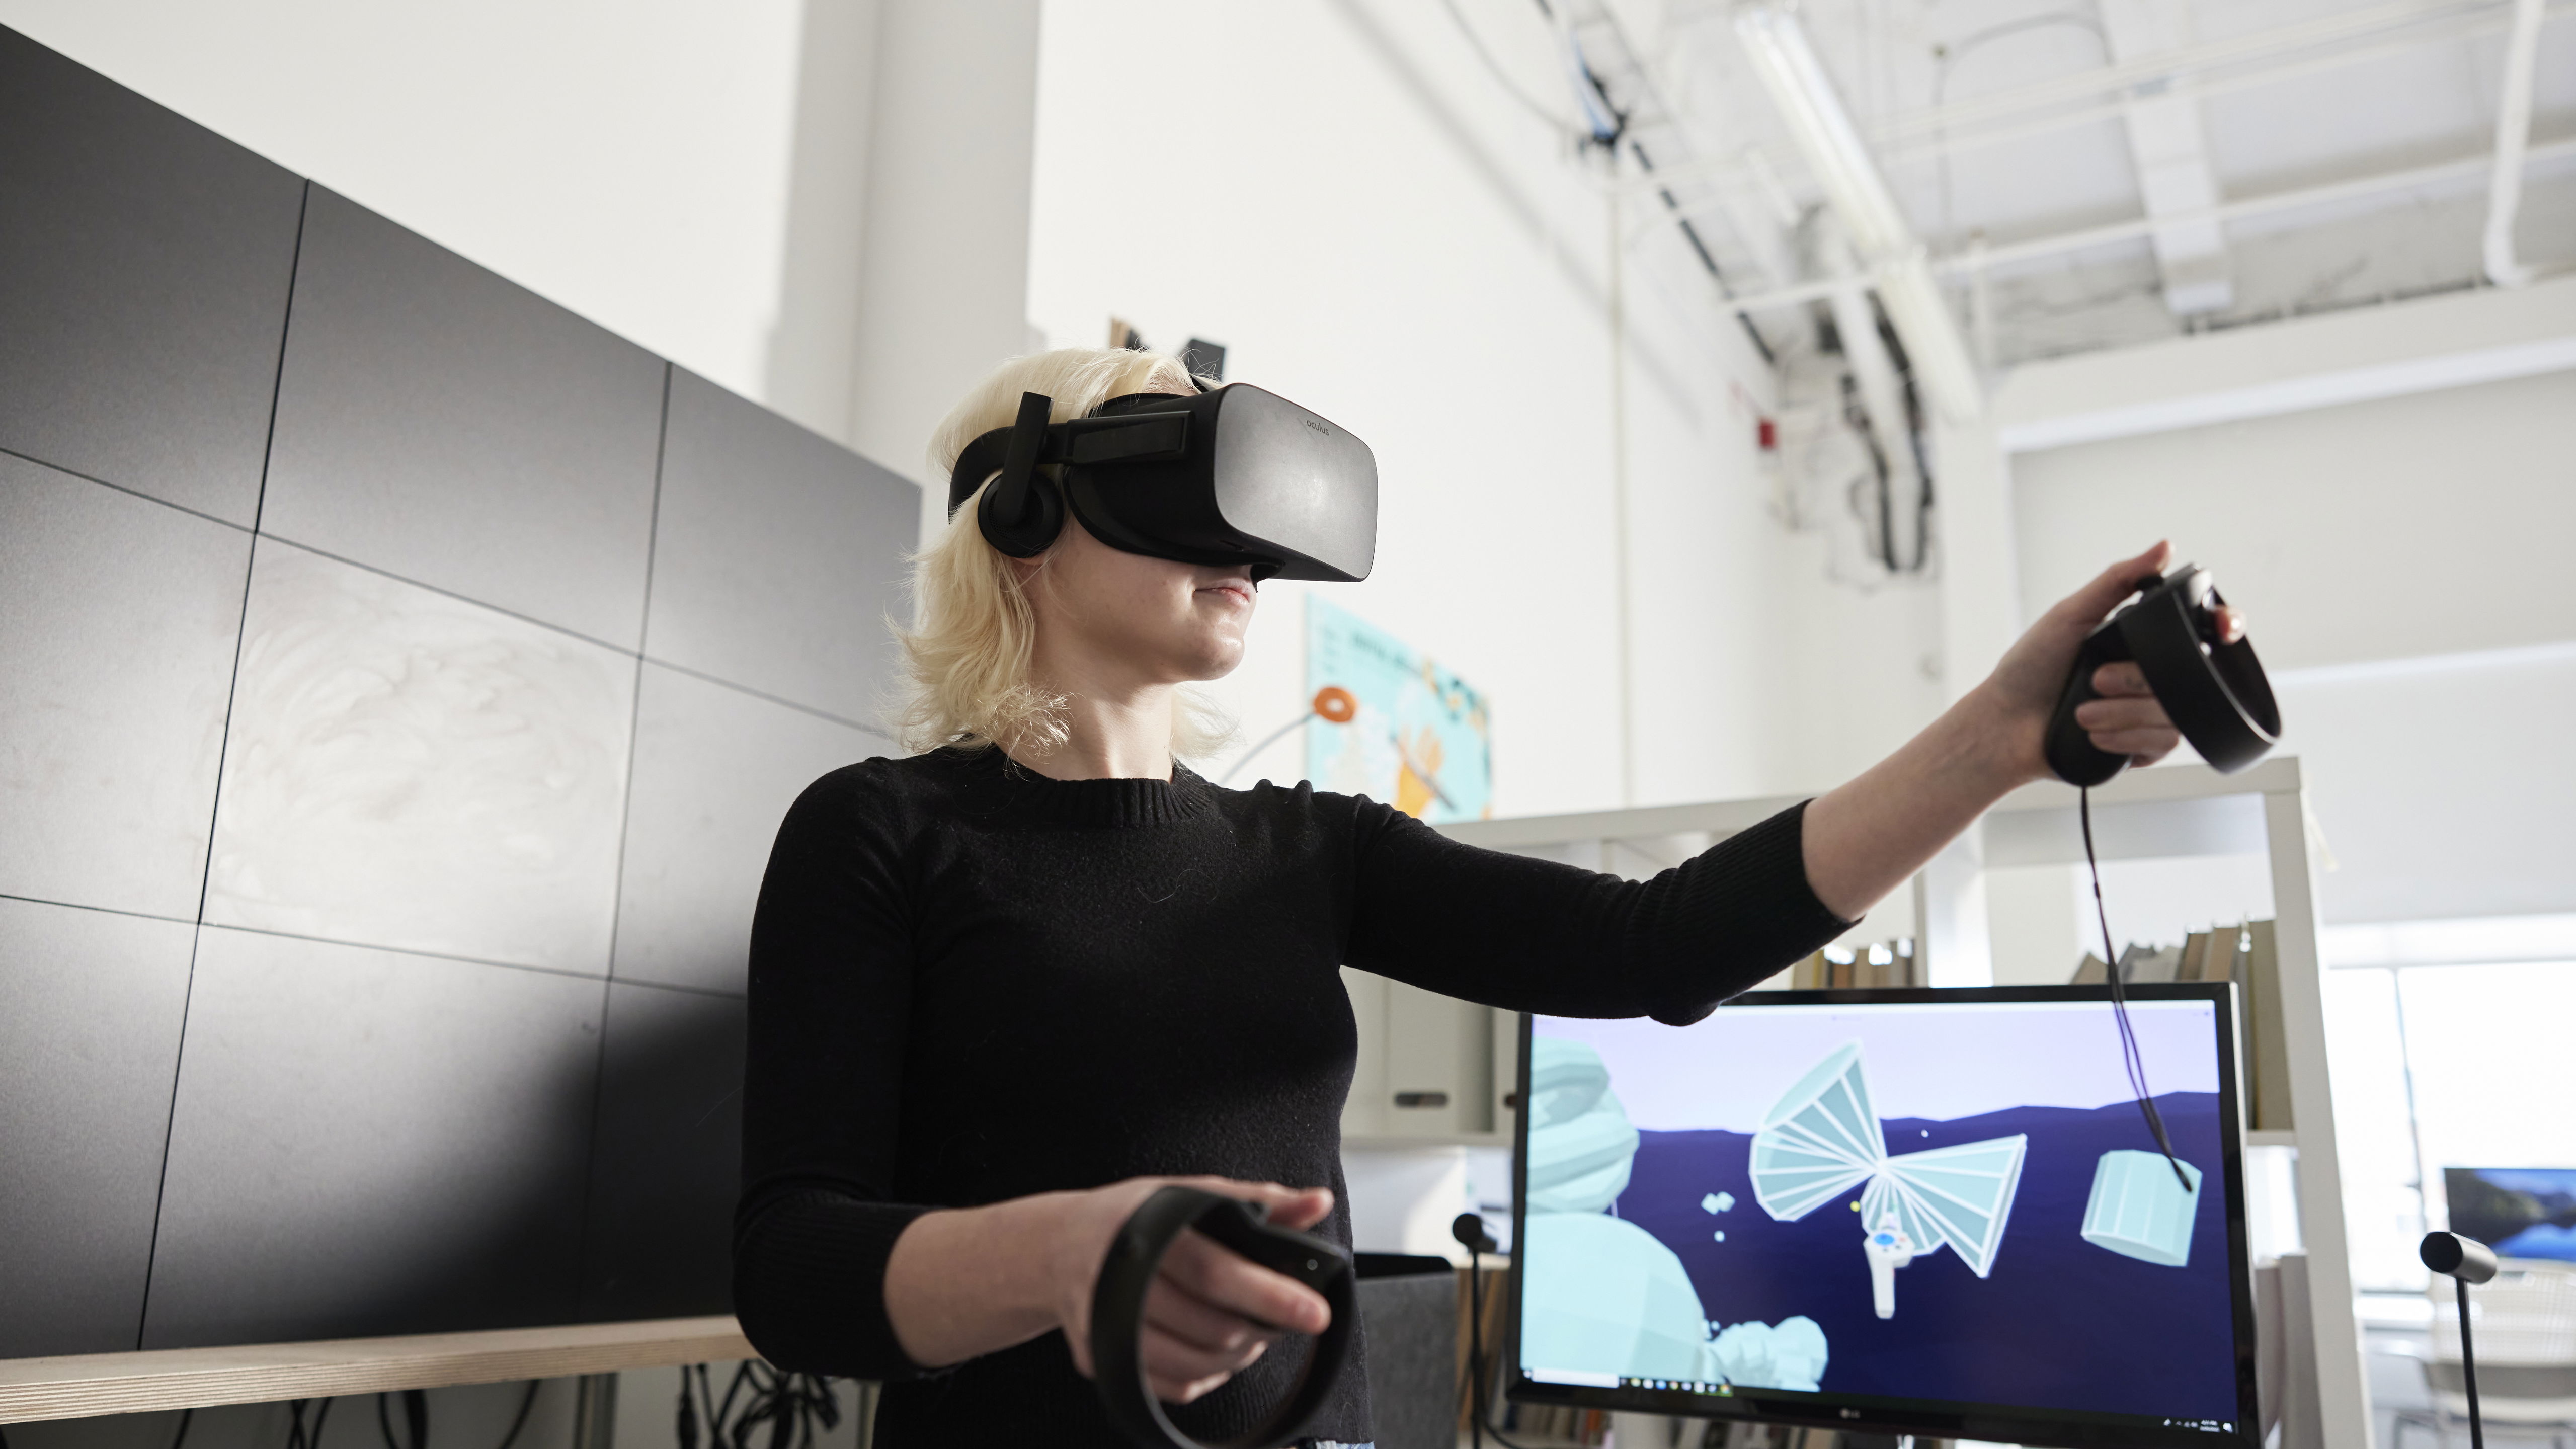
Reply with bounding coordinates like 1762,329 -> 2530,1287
642,656 -> 899,742
576,361 -> 676,1312
186,920 -> 683,990
0,891 -> 199,928
0,445 -> 257,535
216,531 -> 906,743
249,530 -> 642,656
137,177 -> 312,1350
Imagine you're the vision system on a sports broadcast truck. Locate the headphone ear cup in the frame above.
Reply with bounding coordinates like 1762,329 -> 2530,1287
976,469 -> 1066,557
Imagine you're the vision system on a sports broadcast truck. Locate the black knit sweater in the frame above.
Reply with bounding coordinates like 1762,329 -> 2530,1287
731,747 -> 1847,1447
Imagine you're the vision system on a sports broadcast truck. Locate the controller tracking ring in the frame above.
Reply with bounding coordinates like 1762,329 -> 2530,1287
1089,1186 -> 1357,1449
2118,579 -> 2279,773
2044,565 -> 2281,786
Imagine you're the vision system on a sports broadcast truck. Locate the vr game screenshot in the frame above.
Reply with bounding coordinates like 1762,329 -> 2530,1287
1516,999 -> 2243,1427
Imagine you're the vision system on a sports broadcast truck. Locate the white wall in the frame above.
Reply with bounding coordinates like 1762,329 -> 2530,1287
1026,0 -> 1827,816
4,0 -> 1900,816
2013,368 -> 2576,671
2009,367 -> 2576,923
0,0 -> 816,414
1759,538 -> 1947,800
0,0 -> 1061,525
846,0 -> 1041,515
2272,643 -> 2576,923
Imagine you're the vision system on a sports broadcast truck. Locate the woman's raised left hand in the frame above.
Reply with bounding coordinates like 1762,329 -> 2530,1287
1802,540 -> 2246,920
1974,540 -> 2245,783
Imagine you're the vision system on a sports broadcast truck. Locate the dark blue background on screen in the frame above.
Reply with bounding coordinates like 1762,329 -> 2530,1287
1614,1091 -> 2239,1422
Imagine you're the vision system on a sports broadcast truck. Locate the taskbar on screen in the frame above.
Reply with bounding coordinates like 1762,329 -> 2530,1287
1514,1369 -> 2252,1448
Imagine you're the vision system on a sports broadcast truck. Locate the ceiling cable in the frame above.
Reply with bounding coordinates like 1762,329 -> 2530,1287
1436,0 -> 1588,141
1873,0 -> 2509,145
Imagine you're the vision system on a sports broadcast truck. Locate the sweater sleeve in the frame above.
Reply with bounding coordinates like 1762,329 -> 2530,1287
731,765 -> 936,1381
1343,798 -> 1852,1025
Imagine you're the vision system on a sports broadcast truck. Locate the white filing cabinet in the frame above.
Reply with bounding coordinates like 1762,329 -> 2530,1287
1339,969 -> 1505,1143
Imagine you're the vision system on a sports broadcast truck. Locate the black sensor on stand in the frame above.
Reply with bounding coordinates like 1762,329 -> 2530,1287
2422,1231 -> 2499,1449
1452,1212 -> 1532,1449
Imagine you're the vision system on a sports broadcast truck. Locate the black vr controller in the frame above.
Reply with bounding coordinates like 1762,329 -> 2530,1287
1089,1186 -> 1357,1449
948,383 -> 1378,583
2043,564 -> 2282,787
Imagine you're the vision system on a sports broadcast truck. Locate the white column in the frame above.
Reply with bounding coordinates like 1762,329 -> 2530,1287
1931,415 -> 2016,993
761,0 -> 887,443
2266,783 -> 2377,1449
1932,415 -> 2019,703
845,0 -> 1045,540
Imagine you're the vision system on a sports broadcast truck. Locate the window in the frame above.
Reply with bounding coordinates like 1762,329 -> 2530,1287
2324,921 -> 2576,1291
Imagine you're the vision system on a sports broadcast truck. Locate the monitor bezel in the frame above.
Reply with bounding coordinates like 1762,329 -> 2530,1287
1505,983 -> 2264,1449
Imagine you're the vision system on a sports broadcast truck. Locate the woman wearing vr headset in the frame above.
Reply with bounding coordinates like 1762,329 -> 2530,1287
733,346 -> 2236,1448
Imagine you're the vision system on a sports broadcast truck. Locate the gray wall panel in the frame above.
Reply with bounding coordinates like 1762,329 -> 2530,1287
579,983 -> 747,1321
613,664 -> 880,994
0,27 -> 303,526
203,541 -> 633,974
260,189 -> 664,647
0,25 -> 940,1357
0,898 -> 196,1357
142,926 -> 603,1348
0,457 -> 251,920
645,370 -> 917,723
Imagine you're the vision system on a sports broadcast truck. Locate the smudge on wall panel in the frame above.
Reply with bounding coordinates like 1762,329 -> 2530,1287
203,541 -> 634,974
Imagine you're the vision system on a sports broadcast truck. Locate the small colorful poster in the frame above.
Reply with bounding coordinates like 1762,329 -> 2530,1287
1305,596 -> 1492,821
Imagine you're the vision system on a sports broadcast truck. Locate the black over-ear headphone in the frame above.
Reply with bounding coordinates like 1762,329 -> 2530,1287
967,390 -> 1068,557
950,382 -> 1217,559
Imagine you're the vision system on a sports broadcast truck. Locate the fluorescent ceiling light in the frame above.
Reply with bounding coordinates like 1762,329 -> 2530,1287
1734,4 -> 1984,424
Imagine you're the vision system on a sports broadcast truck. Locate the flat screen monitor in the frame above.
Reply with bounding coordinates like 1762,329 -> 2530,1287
2445,1167 -> 2576,1263
1507,985 -> 2259,1447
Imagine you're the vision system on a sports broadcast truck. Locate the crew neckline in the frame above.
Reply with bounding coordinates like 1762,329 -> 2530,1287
945,746 -> 1216,827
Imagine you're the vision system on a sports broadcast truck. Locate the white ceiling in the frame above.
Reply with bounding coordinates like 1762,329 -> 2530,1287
1451,0 -> 2576,364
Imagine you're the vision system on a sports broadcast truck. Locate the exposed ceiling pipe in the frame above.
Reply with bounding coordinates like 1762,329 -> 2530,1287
2484,0 -> 2548,287
1868,0 -> 2501,147
2100,0 -> 2234,315
1818,220 -> 1930,572
1733,3 -> 1984,424
1700,135 -> 2576,317
1548,0 -> 1785,360
1871,1 -> 2576,172
1623,0 -> 2576,200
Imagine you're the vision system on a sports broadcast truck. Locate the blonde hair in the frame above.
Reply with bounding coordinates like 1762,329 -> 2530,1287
896,346 -> 1236,762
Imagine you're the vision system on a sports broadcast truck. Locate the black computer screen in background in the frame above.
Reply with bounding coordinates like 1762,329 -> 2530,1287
2445,1167 -> 2576,1263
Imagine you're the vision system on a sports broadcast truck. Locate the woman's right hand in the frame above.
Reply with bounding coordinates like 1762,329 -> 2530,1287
1052,1176 -> 1336,1405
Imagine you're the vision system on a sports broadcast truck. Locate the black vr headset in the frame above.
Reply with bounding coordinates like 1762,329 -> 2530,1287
945,383 -> 1377,582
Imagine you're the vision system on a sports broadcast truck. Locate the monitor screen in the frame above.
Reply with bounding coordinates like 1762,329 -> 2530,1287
2445,1167 -> 2576,1263
1507,985 -> 2258,1448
